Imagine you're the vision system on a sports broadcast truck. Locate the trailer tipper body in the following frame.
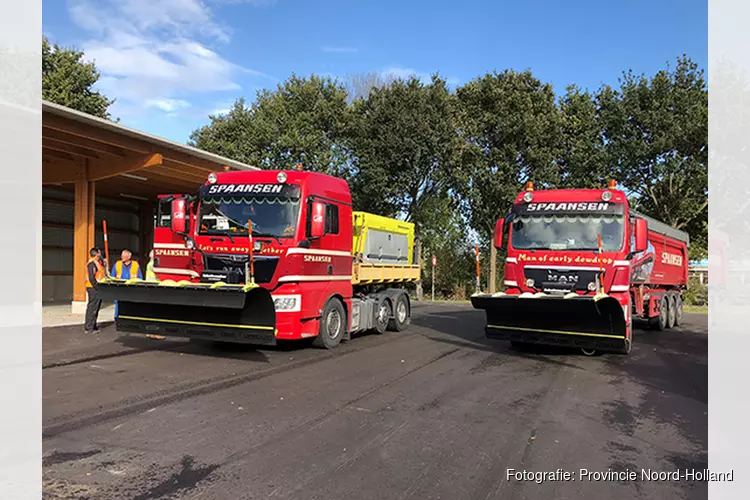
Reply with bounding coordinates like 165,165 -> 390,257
96,168 -> 420,349
470,180 -> 689,355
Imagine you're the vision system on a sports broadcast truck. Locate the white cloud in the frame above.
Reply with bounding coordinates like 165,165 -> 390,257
145,98 -> 192,112
380,66 -> 460,86
321,46 -> 358,54
67,0 -> 273,114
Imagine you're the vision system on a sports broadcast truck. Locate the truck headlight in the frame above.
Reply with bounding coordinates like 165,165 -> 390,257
273,295 -> 301,312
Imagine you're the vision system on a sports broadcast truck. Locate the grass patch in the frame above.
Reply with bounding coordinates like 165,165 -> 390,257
683,305 -> 708,314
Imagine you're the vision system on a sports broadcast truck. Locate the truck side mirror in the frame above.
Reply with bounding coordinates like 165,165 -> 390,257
309,201 -> 326,238
634,218 -> 648,253
171,198 -> 187,234
493,218 -> 505,250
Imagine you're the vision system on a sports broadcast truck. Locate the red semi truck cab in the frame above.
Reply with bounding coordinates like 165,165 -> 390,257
472,180 -> 689,355
116,167 -> 417,348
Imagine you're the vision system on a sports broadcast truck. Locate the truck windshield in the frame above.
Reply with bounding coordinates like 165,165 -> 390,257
198,193 -> 301,239
511,214 -> 625,252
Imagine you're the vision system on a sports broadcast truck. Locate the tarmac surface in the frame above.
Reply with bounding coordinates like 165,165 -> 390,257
42,302 -> 707,500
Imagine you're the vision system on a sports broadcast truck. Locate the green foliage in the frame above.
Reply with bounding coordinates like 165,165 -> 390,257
683,277 -> 708,306
42,36 -> 114,119
597,55 -> 707,252
559,85 -> 608,188
452,69 -> 563,240
418,194 -> 476,299
190,74 -> 351,176
346,75 -> 458,229
187,57 -> 708,285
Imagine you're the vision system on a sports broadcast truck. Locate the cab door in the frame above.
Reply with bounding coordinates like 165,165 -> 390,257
151,195 -> 200,281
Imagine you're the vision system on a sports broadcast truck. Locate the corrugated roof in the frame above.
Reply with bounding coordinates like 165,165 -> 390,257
42,100 -> 258,172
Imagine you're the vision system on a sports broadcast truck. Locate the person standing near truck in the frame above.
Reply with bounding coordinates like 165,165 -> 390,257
111,249 -> 142,318
85,247 -> 105,334
145,249 -> 158,281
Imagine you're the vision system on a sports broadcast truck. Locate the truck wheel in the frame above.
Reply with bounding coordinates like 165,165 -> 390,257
674,294 -> 684,327
374,299 -> 392,334
387,294 -> 410,332
666,294 -> 677,329
650,296 -> 668,331
313,299 -> 346,349
620,338 -> 632,355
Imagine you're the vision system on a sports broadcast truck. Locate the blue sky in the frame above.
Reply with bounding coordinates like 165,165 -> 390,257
43,0 -> 707,144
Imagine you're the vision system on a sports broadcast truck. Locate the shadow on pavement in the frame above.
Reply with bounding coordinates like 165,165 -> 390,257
411,304 -> 593,370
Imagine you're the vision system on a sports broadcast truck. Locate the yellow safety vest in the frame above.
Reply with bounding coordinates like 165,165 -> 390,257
146,260 -> 158,281
114,260 -> 141,279
86,258 -> 105,288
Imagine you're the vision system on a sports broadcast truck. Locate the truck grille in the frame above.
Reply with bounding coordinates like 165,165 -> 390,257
201,255 -> 279,284
524,267 -> 600,292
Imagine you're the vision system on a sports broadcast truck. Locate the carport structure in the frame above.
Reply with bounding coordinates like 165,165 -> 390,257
42,101 -> 257,313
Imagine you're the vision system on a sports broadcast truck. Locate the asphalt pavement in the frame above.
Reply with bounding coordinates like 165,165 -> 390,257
42,302 -> 707,500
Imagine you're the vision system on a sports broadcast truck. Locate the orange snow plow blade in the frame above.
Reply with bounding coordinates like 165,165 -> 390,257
96,279 -> 277,346
470,293 -> 630,354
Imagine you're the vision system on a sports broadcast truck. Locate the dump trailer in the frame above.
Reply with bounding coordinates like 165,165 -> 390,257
96,167 -> 420,349
470,180 -> 689,355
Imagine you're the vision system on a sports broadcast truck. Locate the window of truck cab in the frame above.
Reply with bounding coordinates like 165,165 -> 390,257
156,198 -> 172,227
197,184 -> 302,239
509,206 -> 626,253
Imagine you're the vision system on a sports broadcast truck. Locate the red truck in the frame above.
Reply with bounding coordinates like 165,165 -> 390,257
97,166 -> 421,349
470,180 -> 689,355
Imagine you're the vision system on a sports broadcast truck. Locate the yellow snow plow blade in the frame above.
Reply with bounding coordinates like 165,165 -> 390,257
97,279 -> 277,346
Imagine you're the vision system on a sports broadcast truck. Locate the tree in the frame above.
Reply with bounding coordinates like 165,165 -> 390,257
42,36 -> 114,119
190,74 -> 351,175
559,85 -> 608,188
346,75 -> 458,229
344,71 -> 397,103
597,55 -> 707,256
453,69 -> 563,291
418,193 -> 476,299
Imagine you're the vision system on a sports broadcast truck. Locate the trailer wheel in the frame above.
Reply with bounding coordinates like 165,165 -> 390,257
666,294 -> 677,329
581,348 -> 598,356
313,298 -> 346,349
674,294 -> 683,327
374,299 -> 392,334
387,294 -> 410,332
650,296 -> 668,331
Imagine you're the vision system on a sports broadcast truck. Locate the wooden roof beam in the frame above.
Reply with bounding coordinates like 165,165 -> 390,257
44,128 -> 129,158
44,113 -> 227,172
88,153 -> 163,182
42,157 -> 83,185
43,137 -> 103,159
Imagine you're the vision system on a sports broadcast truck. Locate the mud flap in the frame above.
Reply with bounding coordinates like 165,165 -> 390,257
470,293 -> 629,354
97,280 -> 277,346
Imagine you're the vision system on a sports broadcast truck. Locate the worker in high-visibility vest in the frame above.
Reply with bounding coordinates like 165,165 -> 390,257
111,249 -> 142,318
85,247 -> 106,334
145,249 -> 159,281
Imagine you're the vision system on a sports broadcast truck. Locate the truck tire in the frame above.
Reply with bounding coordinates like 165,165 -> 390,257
313,298 -> 346,349
374,298 -> 392,334
650,296 -> 668,331
674,294 -> 683,327
667,294 -> 677,329
387,294 -> 410,332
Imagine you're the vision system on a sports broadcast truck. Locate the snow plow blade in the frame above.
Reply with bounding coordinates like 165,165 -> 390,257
96,279 -> 277,346
470,293 -> 629,354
